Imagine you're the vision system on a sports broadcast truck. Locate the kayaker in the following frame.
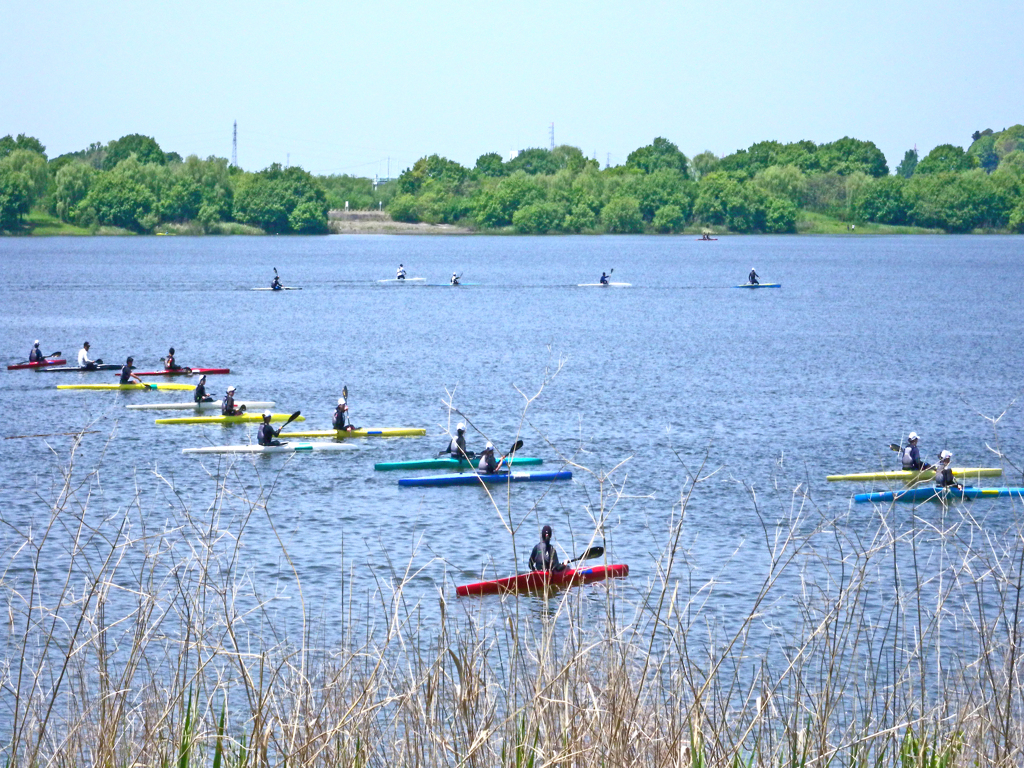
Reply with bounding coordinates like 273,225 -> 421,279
271,275 -> 282,290
257,412 -> 283,446
222,386 -> 245,416
445,423 -> 469,461
396,264 -> 406,280
165,347 -> 181,371
77,342 -> 98,371
118,356 -> 140,385
477,443 -> 503,474
529,525 -> 566,573
933,450 -> 963,490
451,273 -> 460,286
193,374 -> 214,403
748,268 -> 759,285
600,272 -> 610,285
29,341 -> 44,363
332,397 -> 352,431
900,432 -> 931,471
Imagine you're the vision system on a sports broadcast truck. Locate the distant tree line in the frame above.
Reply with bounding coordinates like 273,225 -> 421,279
2,127 -> 1023,234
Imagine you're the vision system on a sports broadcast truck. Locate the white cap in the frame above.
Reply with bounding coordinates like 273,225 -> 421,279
456,422 -> 465,431
940,450 -> 952,460
34,340 -> 40,345
338,397 -> 346,405
227,385 -> 236,393
908,432 -> 919,441
483,442 -> 494,451
263,410 -> 272,418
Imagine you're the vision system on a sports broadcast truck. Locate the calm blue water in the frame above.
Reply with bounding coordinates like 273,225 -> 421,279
1,234 -> 1023,632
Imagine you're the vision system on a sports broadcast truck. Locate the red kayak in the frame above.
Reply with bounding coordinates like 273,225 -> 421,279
8,358 -> 66,370
456,564 -> 629,597
113,367 -> 230,377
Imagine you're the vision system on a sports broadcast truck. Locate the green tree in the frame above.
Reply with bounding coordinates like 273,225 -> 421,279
472,171 -> 545,228
601,196 -> 643,233
562,201 -> 598,232
968,134 -> 999,172
54,162 -> 96,222
505,148 -> 561,176
1,149 -> 48,200
388,193 -> 420,223
816,137 -> 889,177
907,171 -> 1002,232
915,144 -> 976,174
289,199 -> 329,233
693,172 -> 741,225
851,176 -> 909,224
0,163 -> 33,229
753,165 -> 807,206
896,149 -> 918,178
76,172 -> 156,231
634,169 -> 693,222
652,204 -> 686,233
160,177 -> 203,222
474,152 -> 506,178
763,196 -> 797,233
626,137 -> 689,176
690,151 -> 720,179
512,202 -> 564,234
398,154 -> 469,194
997,150 -> 1024,176
0,134 -> 46,159
233,164 -> 327,234
1008,201 -> 1024,233
102,134 -> 167,170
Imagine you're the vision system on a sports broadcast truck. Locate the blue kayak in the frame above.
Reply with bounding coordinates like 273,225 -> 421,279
734,283 -> 781,289
855,486 -> 1024,503
399,470 -> 572,488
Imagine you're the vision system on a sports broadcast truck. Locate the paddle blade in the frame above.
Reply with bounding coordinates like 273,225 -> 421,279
284,410 -> 302,427
888,443 -> 902,452
575,546 -> 604,562
343,385 -> 348,400
49,351 -> 62,357
506,439 -> 524,456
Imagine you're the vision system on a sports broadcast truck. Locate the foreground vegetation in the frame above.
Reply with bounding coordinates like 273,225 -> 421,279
2,418 -> 1023,767
2,125 -> 1023,235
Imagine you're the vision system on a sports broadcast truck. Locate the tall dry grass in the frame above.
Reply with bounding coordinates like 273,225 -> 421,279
1,421 -> 1023,768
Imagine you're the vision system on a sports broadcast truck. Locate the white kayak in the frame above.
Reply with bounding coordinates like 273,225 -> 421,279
578,282 -> 631,287
183,442 -> 358,455
378,277 -> 426,283
126,400 -> 275,412
252,286 -> 301,291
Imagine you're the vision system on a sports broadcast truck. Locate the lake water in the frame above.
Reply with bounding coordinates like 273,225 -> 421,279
2,234 -> 1023,642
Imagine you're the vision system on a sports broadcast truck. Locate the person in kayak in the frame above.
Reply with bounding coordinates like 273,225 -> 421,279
29,341 -> 44,363
193,374 -> 214,403
933,450 -> 963,490
396,264 -> 406,280
164,347 -> 182,371
451,273 -> 460,286
477,443 -> 505,474
332,397 -> 353,431
271,275 -> 282,290
77,342 -> 99,371
222,386 -> 245,416
118,356 -> 140,385
900,432 -> 931,471
748,268 -> 759,285
445,423 -> 469,461
257,411 -> 283,446
529,525 -> 566,573
600,272 -> 610,285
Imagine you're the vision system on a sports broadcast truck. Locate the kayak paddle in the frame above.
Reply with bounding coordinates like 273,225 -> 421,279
888,443 -> 901,452
281,411 -> 302,429
566,546 -> 605,565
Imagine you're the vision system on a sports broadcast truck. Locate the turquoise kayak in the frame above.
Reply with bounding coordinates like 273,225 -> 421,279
375,456 -> 543,471
734,283 -> 781,289
399,470 -> 571,487
855,487 -> 1024,503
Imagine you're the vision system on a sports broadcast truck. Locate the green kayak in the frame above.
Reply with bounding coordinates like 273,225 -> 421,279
375,456 -> 543,471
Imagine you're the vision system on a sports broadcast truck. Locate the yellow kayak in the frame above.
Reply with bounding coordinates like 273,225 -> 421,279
58,383 -> 196,391
827,467 -> 1002,482
279,427 -> 426,439
156,414 -> 306,425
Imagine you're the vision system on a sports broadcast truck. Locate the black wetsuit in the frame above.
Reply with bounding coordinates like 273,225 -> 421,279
119,364 -> 134,384
194,381 -> 213,403
258,422 -> 280,446
478,452 -> 500,474
332,406 -> 349,430
447,433 -> 468,461
29,347 -> 44,363
529,540 -> 564,572
934,465 -> 959,488
222,395 -> 241,416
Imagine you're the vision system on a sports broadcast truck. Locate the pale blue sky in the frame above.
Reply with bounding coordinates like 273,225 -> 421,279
3,0 -> 1022,176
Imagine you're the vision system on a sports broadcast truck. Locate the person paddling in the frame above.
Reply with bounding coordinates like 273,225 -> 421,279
221,385 -> 245,416
165,347 -> 181,371
396,264 -> 406,280
445,423 -> 469,461
748,268 -> 759,285
118,356 -> 140,385
933,450 -> 963,490
600,272 -> 610,285
529,525 -> 566,573
194,374 -> 214,403
900,432 -> 931,471
77,342 -> 98,371
29,341 -> 44,363
271,275 -> 282,290
332,397 -> 353,431
257,411 -> 283,446
451,273 -> 460,286
477,442 -> 505,474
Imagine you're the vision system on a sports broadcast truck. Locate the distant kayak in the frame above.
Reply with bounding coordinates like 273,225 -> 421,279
399,470 -> 572,487
735,283 -> 781,289
378,277 -> 426,284
447,282 -> 481,287
183,442 -> 356,455
828,467 -> 1002,482
117,367 -> 230,377
156,413 -> 305,425
578,283 -> 631,288
280,427 -> 426,439
39,364 -> 121,372
375,456 -> 543,471
8,358 -> 66,370
58,383 -> 195,391
252,286 -> 301,291
127,400 -> 275,411
456,564 -> 629,597
696,237 -> 718,241
854,486 -> 1024,503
